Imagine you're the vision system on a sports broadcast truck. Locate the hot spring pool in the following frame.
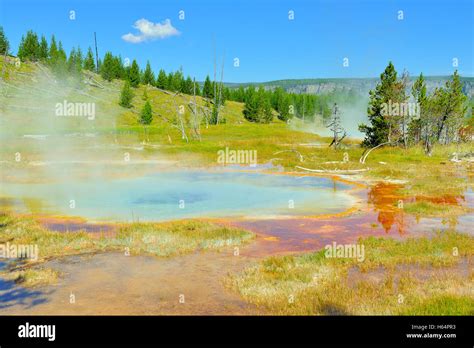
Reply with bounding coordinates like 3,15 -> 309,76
0,170 -> 357,221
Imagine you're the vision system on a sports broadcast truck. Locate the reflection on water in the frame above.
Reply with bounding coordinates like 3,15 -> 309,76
367,182 -> 472,235
231,182 -> 473,257
367,183 -> 407,234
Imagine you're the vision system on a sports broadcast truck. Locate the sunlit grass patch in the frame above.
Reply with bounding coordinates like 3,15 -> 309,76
0,214 -> 99,258
3,267 -> 60,288
399,293 -> 474,316
105,220 -> 255,257
0,215 -> 254,260
404,201 -> 471,217
0,214 -> 254,286
229,231 -> 474,315
356,231 -> 473,270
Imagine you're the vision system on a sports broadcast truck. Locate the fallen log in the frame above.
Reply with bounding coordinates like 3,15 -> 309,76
295,165 -> 370,175
273,149 -> 304,162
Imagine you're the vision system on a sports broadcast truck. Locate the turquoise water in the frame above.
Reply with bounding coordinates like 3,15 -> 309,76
0,170 -> 356,221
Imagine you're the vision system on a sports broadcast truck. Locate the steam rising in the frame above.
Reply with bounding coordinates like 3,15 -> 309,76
289,94 -> 369,140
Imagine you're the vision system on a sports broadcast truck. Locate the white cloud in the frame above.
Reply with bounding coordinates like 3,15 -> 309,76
122,18 -> 180,43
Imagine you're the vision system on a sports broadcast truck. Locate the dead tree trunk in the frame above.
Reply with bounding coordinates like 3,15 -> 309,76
216,54 -> 225,125
191,78 -> 201,140
94,32 -> 99,73
170,92 -> 189,142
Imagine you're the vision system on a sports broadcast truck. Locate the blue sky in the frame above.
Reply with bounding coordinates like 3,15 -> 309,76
0,0 -> 472,82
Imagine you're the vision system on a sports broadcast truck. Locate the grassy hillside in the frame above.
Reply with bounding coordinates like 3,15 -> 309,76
0,55 -> 251,133
0,55 -> 326,166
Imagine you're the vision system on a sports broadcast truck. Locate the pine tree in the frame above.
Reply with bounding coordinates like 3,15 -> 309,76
184,76 -> 193,95
203,75 -> 212,98
156,69 -> 167,89
112,55 -> 125,79
0,26 -> 9,55
100,52 -> 115,81
171,70 -> 184,92
180,75 -> 187,93
83,47 -> 95,71
17,34 -> 25,60
67,47 -> 77,72
75,47 -> 83,75
48,35 -> 58,63
67,47 -> 82,75
39,35 -> 48,60
223,87 -> 230,104
412,73 -> 427,105
244,86 -> 255,103
277,94 -> 292,122
271,87 -> 283,110
435,70 -> 467,143
57,41 -> 67,62
243,86 -> 272,123
17,30 -> 40,61
272,87 -> 291,121
236,86 -> 245,102
142,61 -> 155,85
140,100 -> 153,125
359,61 -> 399,147
167,72 -> 174,91
243,86 -> 258,122
129,59 -> 140,87
258,87 -> 273,123
50,40 -> 67,76
194,80 -> 201,96
302,95 -> 316,121
409,73 -> 428,147
123,64 -> 130,80
392,70 -> 410,147
119,80 -> 133,108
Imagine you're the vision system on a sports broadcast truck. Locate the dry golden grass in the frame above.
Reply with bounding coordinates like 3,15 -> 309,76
229,231 -> 474,315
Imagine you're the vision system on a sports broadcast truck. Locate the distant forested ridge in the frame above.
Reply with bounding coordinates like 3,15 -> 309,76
225,76 -> 474,99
